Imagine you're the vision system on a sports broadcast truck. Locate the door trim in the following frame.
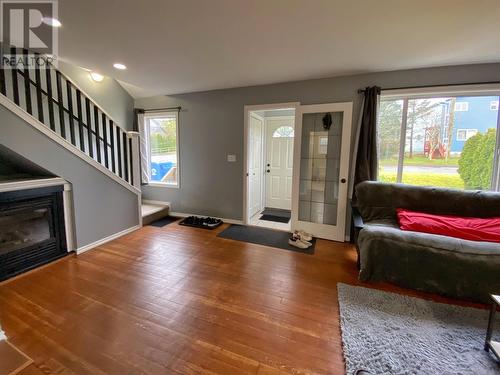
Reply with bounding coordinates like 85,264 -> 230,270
291,102 -> 353,241
249,112 -> 265,217
243,102 -> 300,225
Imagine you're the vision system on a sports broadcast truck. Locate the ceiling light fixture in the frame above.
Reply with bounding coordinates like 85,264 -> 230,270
90,72 -> 104,82
113,63 -> 127,70
42,17 -> 62,27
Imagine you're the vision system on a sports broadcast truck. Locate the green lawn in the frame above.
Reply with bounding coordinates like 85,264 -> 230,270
380,155 -> 460,167
379,171 -> 465,189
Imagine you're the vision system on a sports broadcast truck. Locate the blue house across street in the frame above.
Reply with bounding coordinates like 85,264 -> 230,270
446,96 -> 498,154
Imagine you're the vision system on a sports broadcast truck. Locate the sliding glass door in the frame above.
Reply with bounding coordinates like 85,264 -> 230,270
291,103 -> 353,241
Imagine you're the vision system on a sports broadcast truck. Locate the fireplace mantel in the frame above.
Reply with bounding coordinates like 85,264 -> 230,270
0,177 -> 67,193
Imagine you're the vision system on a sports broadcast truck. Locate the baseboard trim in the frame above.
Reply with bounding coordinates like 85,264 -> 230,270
140,199 -> 241,224
169,211 -> 243,225
76,225 -> 141,255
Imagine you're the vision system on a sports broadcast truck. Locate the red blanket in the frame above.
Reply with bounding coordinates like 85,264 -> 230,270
396,208 -> 500,243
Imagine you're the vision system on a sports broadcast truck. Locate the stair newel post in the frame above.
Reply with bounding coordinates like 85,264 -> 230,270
127,132 -> 141,189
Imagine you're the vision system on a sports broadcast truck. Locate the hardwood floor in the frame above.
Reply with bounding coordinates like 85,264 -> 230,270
0,223 -> 484,375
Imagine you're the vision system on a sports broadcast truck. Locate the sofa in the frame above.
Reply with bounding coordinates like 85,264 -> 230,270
353,181 -> 500,303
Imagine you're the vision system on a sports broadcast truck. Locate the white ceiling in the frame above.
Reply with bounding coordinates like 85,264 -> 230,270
58,0 -> 500,98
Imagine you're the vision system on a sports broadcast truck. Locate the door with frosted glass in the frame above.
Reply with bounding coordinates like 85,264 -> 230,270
291,103 -> 353,241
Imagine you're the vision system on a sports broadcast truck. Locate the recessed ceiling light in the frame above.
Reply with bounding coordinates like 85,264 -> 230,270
42,17 -> 62,27
90,72 -> 104,82
113,63 -> 127,70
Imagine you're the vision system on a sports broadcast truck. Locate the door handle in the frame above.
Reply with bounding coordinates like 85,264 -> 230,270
266,170 -> 270,173
267,163 -> 270,167
341,178 -> 346,183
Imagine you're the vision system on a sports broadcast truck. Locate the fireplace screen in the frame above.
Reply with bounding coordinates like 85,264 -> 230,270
0,185 -> 67,281
0,208 -> 51,255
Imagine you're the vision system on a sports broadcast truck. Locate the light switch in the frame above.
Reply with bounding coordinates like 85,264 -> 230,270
227,154 -> 237,162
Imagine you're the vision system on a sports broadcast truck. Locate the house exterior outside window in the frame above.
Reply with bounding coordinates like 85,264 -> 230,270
142,111 -> 180,187
377,91 -> 500,191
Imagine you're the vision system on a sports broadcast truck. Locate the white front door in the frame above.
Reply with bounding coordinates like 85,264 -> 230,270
248,114 -> 263,217
291,103 -> 353,241
265,118 -> 294,210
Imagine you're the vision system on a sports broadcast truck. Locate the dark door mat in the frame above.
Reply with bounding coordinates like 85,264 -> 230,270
259,214 -> 290,223
217,225 -> 315,254
148,216 -> 179,227
179,216 -> 223,230
261,207 -> 291,219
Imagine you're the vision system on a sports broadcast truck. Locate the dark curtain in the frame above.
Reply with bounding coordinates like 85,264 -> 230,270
133,108 -> 148,184
132,108 -> 144,132
353,86 -> 380,197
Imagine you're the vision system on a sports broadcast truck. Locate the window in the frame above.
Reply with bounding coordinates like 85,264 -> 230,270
491,101 -> 499,111
144,111 -> 179,186
454,102 -> 469,112
272,125 -> 294,138
378,92 -> 500,191
456,129 -> 478,142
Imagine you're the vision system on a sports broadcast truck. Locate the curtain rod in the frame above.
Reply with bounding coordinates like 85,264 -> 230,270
357,81 -> 500,94
137,106 -> 181,113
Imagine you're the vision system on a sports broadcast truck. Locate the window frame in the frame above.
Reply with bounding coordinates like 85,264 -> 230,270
272,125 -> 295,138
456,128 -> 478,142
378,84 -> 500,191
454,101 -> 469,112
456,129 -> 467,141
143,110 -> 180,188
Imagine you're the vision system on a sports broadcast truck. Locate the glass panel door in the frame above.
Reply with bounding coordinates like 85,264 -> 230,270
291,103 -> 353,241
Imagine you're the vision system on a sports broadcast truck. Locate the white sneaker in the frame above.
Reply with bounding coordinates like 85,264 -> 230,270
289,234 -> 312,249
294,230 -> 312,242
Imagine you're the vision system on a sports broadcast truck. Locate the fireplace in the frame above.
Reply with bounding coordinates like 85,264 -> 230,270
0,185 -> 67,281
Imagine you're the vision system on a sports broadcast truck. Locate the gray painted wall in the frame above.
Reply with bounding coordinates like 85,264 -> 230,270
0,144 -> 53,178
0,105 -> 139,248
58,61 -> 135,131
136,63 -> 500,222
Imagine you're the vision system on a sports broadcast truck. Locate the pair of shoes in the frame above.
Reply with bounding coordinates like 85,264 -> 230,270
294,230 -> 312,242
288,232 -> 312,249
205,217 -> 221,227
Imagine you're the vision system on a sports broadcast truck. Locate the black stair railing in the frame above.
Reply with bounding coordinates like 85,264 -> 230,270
0,44 -> 134,186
